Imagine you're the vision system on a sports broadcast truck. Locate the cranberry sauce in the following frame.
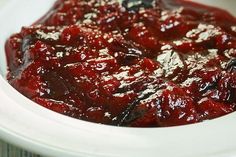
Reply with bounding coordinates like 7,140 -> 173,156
5,0 -> 236,127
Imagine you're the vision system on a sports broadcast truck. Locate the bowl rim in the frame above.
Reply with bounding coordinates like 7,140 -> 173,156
1,0 -> 236,157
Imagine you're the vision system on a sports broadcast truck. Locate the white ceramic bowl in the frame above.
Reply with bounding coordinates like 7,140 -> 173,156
0,0 -> 236,157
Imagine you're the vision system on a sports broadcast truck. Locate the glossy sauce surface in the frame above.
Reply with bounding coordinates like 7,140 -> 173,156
5,0 -> 236,127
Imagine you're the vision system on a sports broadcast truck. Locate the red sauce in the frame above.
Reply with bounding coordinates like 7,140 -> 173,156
5,0 -> 236,127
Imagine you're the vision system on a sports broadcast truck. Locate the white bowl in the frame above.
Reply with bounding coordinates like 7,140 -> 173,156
0,0 -> 236,157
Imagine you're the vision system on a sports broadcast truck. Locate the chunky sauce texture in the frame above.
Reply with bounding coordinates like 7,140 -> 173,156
5,0 -> 236,127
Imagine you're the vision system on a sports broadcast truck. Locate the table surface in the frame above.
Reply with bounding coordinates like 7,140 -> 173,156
0,140 -> 41,157
0,1 -> 44,157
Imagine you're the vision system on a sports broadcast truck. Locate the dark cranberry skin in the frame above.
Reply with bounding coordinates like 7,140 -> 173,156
5,0 -> 236,127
